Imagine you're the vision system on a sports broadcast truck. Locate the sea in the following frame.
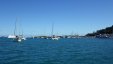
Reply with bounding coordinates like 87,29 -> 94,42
0,38 -> 113,64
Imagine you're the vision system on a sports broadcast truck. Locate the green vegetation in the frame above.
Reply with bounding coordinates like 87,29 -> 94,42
86,25 -> 113,36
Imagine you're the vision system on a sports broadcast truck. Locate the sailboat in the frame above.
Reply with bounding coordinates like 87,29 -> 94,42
8,19 -> 17,39
8,18 -> 26,42
51,22 -> 59,40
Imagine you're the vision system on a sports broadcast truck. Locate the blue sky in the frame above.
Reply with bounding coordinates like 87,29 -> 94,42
0,0 -> 113,36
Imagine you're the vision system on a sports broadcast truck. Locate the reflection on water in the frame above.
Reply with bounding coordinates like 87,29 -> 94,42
0,38 -> 113,64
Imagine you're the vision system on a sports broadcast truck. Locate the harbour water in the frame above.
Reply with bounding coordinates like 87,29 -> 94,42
0,38 -> 113,64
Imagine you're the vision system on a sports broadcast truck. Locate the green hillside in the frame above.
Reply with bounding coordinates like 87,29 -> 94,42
86,25 -> 113,36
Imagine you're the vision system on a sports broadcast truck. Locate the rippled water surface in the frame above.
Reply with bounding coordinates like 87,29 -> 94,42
0,38 -> 113,64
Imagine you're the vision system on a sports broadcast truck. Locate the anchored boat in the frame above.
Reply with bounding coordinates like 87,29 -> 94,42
8,18 -> 26,42
51,22 -> 59,40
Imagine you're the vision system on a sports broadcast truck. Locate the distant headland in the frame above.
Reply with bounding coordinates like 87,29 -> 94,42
86,25 -> 113,38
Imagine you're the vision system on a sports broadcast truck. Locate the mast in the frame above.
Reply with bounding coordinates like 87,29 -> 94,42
14,18 -> 22,36
19,19 -> 23,36
14,18 -> 18,36
51,22 -> 54,37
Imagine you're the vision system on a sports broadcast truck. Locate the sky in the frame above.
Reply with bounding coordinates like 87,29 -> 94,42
0,0 -> 113,36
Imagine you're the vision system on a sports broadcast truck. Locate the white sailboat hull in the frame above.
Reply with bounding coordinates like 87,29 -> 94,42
22,37 -> 26,40
18,39 -> 22,42
52,37 -> 59,40
8,35 -> 16,38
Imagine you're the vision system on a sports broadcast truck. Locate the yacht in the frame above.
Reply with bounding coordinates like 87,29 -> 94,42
8,18 -> 26,42
51,22 -> 59,40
